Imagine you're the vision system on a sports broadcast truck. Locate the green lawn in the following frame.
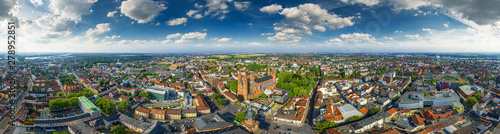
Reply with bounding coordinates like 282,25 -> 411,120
437,60 -> 449,63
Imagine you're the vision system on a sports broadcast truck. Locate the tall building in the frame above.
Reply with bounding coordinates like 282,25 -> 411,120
237,68 -> 276,100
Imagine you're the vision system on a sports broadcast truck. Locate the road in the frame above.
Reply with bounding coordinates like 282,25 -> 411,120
306,78 -> 321,127
266,117 -> 315,134
142,99 -> 185,108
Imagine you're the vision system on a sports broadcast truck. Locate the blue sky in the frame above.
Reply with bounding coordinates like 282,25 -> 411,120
1,0 -> 499,53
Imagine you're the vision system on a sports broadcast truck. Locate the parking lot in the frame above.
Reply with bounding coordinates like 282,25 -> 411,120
266,119 -> 315,134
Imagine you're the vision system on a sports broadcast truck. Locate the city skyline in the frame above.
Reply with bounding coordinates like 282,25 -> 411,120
1,0 -> 500,53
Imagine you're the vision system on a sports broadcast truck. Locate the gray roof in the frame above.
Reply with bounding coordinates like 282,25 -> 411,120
245,107 -> 255,120
393,115 -> 417,130
255,76 -> 273,83
34,113 -> 91,124
68,122 -> 99,134
142,121 -> 165,134
219,127 -> 252,134
338,104 -> 362,118
119,114 -> 152,131
194,113 -> 233,131
349,112 -> 391,129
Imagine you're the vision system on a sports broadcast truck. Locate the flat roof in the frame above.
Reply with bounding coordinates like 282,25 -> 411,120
338,104 -> 362,118
194,113 -> 233,131
78,96 -> 100,113
34,113 -> 91,124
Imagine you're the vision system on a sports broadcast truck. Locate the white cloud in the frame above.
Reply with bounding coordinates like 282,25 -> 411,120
279,3 -> 354,29
383,36 -> 393,40
261,33 -> 274,36
203,0 -> 232,20
217,38 -> 231,42
35,14 -> 77,38
260,4 -> 282,14
175,32 -> 207,43
268,31 -> 302,43
48,0 -> 98,20
390,0 -> 430,10
0,0 -> 17,20
326,38 -> 342,45
194,14 -> 203,19
268,3 -> 354,43
167,17 -> 188,26
166,33 -> 181,39
326,33 -> 377,45
30,0 -> 43,7
85,23 -> 111,37
390,0 -> 500,26
120,0 -> 167,23
443,22 -> 449,27
394,30 -> 402,33
405,34 -> 422,39
105,35 -> 121,39
107,11 -> 118,17
234,1 -> 251,11
110,35 -> 120,39
248,42 -> 262,45
186,10 -> 199,17
422,28 -> 434,33
340,0 -> 380,6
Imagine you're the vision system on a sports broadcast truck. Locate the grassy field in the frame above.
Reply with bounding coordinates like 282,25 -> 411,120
231,54 -> 266,58
437,60 -> 449,63
211,55 -> 232,59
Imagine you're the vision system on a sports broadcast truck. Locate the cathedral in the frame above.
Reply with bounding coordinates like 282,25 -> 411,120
237,68 -> 277,100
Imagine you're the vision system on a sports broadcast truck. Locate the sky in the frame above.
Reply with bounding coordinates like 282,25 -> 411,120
1,0 -> 500,53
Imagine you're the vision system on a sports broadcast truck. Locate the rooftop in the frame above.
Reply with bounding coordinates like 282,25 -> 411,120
193,113 -> 233,131
78,96 -> 100,113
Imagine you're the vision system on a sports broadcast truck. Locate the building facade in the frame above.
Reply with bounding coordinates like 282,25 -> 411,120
237,68 -> 276,100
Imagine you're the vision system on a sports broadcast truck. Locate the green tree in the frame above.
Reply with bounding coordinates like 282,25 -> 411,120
104,101 -> 116,114
235,112 -> 246,122
423,91 -> 428,96
211,93 -> 222,100
52,132 -> 69,134
474,93 -> 483,100
117,100 -> 131,110
347,116 -> 362,122
111,125 -> 126,134
260,93 -> 267,99
315,120 -> 337,132
57,92 -> 64,96
466,97 -> 478,107
369,107 -> 381,115
216,98 -> 227,106
95,98 -> 116,114
237,95 -> 244,102
139,90 -> 151,99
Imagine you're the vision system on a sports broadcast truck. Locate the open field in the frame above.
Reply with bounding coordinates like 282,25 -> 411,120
437,60 -> 449,63
232,54 -> 266,58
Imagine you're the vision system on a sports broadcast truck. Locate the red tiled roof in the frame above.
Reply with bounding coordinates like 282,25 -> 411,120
135,106 -> 150,114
